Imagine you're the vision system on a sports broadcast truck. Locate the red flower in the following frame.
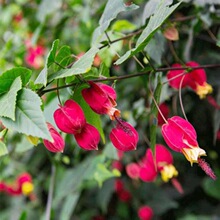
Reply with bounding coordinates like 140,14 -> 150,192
162,116 -> 205,164
82,81 -> 121,120
74,123 -> 100,150
167,61 -> 213,99
126,163 -> 140,179
25,42 -> 45,69
54,100 -> 86,134
162,116 -> 216,179
2,173 -> 34,196
110,118 -> 139,151
139,144 -> 178,183
138,205 -> 153,220
43,122 -> 65,153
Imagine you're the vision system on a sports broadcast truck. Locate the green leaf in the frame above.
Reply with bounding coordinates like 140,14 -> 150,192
59,193 -> 80,220
0,67 -> 31,95
55,45 -> 72,69
34,39 -> 60,86
111,20 -> 137,32
103,142 -> 119,160
47,39 -> 60,67
0,88 -> 51,140
203,171 -> 220,200
115,1 -> 181,65
94,163 -> 120,187
0,141 -> 8,157
48,46 -> 99,81
92,0 -> 139,44
0,76 -> 22,120
36,0 -> 62,23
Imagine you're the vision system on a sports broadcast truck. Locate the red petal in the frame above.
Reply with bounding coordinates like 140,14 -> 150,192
74,123 -> 100,150
139,162 -> 157,182
54,100 -> 86,134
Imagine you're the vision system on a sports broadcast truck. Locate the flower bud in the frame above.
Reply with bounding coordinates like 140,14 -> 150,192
54,100 -> 86,134
110,119 -> 138,151
82,81 -> 120,120
74,123 -> 100,150
43,122 -> 65,153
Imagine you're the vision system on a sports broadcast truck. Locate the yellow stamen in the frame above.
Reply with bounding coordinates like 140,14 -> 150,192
21,182 -> 34,196
160,164 -> 178,182
182,139 -> 206,166
196,82 -> 213,99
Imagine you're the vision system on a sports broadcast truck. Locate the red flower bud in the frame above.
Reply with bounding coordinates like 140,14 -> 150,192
43,122 -> 65,153
138,205 -> 153,220
82,81 -> 121,120
126,163 -> 140,179
110,119 -> 139,151
54,100 -> 86,134
167,62 -> 213,99
74,123 -> 100,150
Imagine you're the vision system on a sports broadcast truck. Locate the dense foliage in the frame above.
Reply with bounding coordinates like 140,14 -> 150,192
0,0 -> 220,219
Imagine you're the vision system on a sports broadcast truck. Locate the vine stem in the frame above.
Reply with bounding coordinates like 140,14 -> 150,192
39,63 -> 220,95
45,165 -> 56,220
178,74 -> 188,121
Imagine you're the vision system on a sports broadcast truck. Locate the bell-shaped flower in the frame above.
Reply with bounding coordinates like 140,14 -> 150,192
167,61 -> 213,99
162,116 -> 216,180
138,205 -> 154,220
74,123 -> 100,150
139,144 -> 178,183
82,81 -> 121,120
16,173 -> 34,196
54,99 -> 86,134
110,118 -> 139,151
126,163 -> 140,179
43,122 -> 65,153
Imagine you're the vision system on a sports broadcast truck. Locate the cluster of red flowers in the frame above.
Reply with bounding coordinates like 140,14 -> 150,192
25,39 -> 45,69
43,81 -> 139,152
0,172 -> 34,197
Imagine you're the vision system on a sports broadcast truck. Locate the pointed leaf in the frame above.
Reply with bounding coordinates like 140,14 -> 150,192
0,141 -> 8,157
115,1 -> 181,65
0,67 -> 31,95
48,47 -> 99,80
34,39 -> 60,86
55,45 -> 72,68
0,88 -> 51,140
0,76 -> 22,120
92,0 -> 138,44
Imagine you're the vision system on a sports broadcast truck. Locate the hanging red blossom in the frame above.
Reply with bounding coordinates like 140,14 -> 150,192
54,100 -> 86,135
110,118 -> 139,151
167,61 -> 213,99
162,116 -> 216,180
82,81 -> 121,120
74,123 -> 100,150
43,122 -> 65,153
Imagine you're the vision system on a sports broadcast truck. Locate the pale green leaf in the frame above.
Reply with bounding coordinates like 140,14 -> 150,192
112,20 -> 137,32
0,67 -> 31,95
115,1 -> 181,65
92,0 -> 138,44
34,39 -> 60,86
59,193 -> 80,220
0,141 -> 8,157
36,0 -> 62,23
0,76 -> 22,120
0,88 -> 51,140
48,47 -> 99,80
